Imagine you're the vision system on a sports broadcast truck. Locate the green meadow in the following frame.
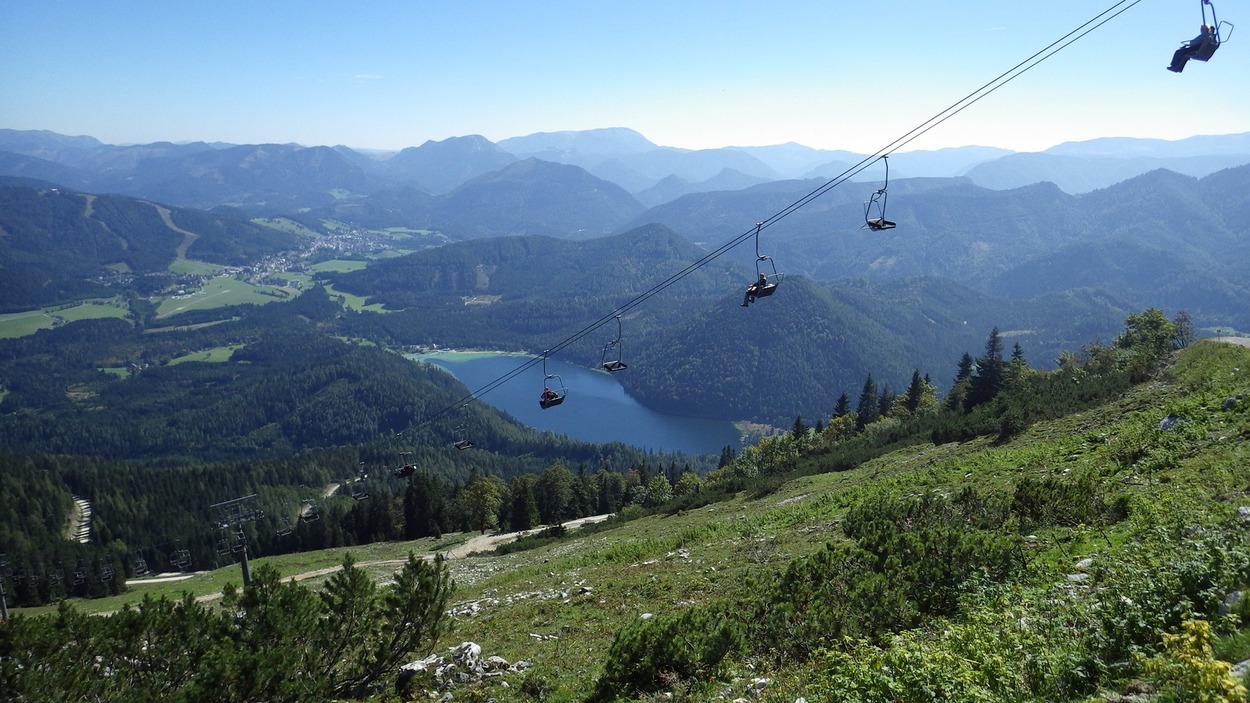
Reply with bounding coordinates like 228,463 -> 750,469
152,277 -> 295,318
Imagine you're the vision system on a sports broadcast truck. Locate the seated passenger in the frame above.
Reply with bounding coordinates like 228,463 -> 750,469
742,274 -> 768,307
1169,24 -> 1215,72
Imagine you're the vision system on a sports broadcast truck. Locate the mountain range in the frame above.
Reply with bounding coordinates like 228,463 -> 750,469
4,126 -> 1249,424
4,127 -> 1249,214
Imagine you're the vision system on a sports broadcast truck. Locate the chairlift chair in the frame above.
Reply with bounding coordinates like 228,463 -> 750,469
600,315 -> 628,372
539,352 -> 567,409
864,156 -> 897,231
393,451 -> 417,478
754,256 -> 781,297
1195,0 -> 1233,60
452,420 -> 475,450
133,554 -> 149,576
300,499 -> 321,523
99,563 -> 115,581
742,223 -> 783,305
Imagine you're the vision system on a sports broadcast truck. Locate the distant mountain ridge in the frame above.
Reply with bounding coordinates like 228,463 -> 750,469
318,158 -> 645,240
5,128 -> 1248,215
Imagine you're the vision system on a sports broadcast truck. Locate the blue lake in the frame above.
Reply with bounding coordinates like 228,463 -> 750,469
411,352 -> 742,456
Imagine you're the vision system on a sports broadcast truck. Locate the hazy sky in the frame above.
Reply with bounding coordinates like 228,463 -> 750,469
3,1 -> 1246,154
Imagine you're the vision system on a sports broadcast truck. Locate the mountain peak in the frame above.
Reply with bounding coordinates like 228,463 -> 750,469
498,128 -> 658,158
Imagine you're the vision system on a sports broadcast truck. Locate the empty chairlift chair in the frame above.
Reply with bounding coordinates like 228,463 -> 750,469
452,417 -> 475,450
864,156 -> 897,231
601,315 -> 628,372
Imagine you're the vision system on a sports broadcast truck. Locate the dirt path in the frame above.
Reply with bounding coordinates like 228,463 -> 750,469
192,514 -> 612,605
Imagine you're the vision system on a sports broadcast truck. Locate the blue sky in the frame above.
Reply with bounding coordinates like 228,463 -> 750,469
3,1 -> 1246,154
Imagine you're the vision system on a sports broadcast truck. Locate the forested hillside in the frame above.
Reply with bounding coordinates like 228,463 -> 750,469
626,165 -> 1250,331
0,281 -> 716,605
323,227 -> 1131,425
0,182 -> 302,310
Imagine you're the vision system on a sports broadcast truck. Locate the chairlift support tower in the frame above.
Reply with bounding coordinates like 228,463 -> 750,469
210,493 -> 262,587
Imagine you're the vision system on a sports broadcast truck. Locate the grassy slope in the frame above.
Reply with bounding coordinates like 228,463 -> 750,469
0,298 -> 129,338
12,342 -> 1248,701
433,341 -> 1250,701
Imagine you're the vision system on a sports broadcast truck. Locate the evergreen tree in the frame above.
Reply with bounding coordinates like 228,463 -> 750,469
877,384 -> 895,419
855,374 -> 879,430
903,369 -> 925,414
946,352 -> 975,410
965,327 -> 1006,410
791,415 -> 808,439
833,392 -> 851,418
508,475 -> 540,531
403,473 -> 444,539
596,470 -> 627,514
1006,342 -> 1030,388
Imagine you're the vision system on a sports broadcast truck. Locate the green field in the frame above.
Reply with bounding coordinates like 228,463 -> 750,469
0,298 -> 130,338
309,259 -> 368,273
0,309 -> 55,338
153,277 -> 296,318
253,217 -> 322,237
168,344 -> 244,365
324,283 -> 390,313
166,258 -> 225,276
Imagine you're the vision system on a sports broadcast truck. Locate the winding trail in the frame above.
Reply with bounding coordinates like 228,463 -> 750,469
190,514 -> 611,606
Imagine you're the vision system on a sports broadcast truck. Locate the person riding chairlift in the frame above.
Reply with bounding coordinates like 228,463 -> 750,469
1169,24 -> 1215,72
742,273 -> 768,307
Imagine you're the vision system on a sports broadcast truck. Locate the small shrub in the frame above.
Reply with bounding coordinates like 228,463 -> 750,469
592,603 -> 745,702
1143,620 -> 1247,703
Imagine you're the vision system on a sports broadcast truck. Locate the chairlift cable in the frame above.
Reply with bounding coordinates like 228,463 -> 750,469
396,0 -> 1146,438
